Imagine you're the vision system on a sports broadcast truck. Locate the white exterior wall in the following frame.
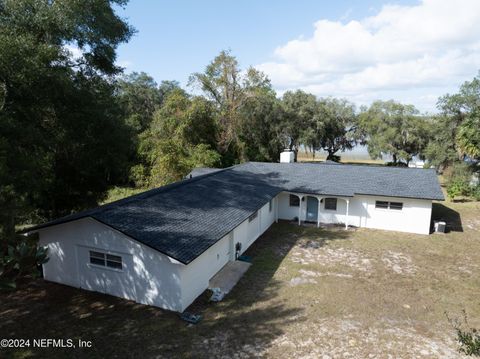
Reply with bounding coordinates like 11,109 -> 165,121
38,217 -> 184,312
179,232 -> 231,311
318,197 -> 350,225
355,195 -> 432,235
278,192 -> 302,220
277,191 -> 432,235
233,199 -> 277,256
166,198 -> 278,311
38,198 -> 279,313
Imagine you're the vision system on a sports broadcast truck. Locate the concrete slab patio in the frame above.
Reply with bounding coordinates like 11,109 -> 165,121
208,260 -> 251,294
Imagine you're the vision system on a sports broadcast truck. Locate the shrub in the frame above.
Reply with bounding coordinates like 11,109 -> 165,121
444,162 -> 472,180
0,235 -> 48,290
447,179 -> 471,200
386,161 -> 408,167
472,185 -> 480,201
444,162 -> 478,201
446,310 -> 480,357
101,186 -> 146,205
326,154 -> 341,162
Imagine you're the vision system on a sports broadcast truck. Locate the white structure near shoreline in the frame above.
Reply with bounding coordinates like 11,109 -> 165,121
26,153 -> 444,312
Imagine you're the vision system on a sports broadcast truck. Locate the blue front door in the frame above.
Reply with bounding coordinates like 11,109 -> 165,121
306,196 -> 318,222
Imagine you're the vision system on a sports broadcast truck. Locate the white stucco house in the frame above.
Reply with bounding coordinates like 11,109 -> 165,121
25,155 -> 444,312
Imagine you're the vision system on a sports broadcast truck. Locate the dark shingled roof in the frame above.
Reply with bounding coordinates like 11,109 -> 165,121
26,162 -> 444,264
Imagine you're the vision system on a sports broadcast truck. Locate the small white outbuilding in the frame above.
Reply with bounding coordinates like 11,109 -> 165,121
26,161 -> 444,312
280,150 -> 295,163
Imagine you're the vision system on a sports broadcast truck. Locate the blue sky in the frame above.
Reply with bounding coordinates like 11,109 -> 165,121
115,0 -> 480,112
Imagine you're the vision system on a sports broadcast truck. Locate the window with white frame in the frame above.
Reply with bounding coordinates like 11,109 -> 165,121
375,201 -> 403,211
324,198 -> 337,211
89,250 -> 123,270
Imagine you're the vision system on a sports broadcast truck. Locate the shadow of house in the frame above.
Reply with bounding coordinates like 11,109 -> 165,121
432,202 -> 463,232
177,222 -> 352,357
1,222 -> 352,358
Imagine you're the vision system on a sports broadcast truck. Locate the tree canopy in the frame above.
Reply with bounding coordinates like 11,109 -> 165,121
315,98 -> 357,161
0,0 -> 134,254
137,90 -> 220,186
425,73 -> 480,167
357,100 -> 430,165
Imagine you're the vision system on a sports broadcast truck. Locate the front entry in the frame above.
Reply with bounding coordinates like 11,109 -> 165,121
306,196 -> 318,222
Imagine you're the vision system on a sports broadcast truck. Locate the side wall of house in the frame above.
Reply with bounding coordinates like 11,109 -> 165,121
277,192 -> 302,220
233,198 -> 276,257
355,195 -> 432,235
179,233 -> 231,311
39,196 -> 280,312
38,217 -> 184,312
277,192 -> 432,235
179,198 -> 277,311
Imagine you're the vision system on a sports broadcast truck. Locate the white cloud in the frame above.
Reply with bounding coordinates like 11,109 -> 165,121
257,0 -> 480,112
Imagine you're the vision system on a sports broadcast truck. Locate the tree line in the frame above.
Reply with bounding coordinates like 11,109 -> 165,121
118,52 -> 479,187
0,0 -> 479,287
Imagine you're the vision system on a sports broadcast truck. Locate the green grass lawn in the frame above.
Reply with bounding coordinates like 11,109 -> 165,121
1,199 -> 479,358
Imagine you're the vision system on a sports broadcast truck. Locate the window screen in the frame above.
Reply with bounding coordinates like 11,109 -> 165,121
375,201 -> 403,210
324,198 -> 337,211
89,250 -> 122,270
389,202 -> 403,210
289,194 -> 299,207
89,251 -> 105,266
106,254 -> 123,269
375,201 -> 389,209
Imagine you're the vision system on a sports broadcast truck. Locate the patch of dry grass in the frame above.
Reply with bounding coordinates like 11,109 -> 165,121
1,200 -> 479,358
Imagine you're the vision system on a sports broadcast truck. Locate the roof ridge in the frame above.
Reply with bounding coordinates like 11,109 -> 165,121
24,165 -> 236,233
96,165 -> 237,215
249,161 -> 435,172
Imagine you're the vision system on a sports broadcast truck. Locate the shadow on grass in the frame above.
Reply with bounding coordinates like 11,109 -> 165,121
432,202 -> 463,232
0,223 -> 352,358
182,221 -> 353,355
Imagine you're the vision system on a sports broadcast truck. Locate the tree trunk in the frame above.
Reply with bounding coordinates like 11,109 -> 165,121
2,209 -> 15,256
289,140 -> 299,162
326,150 -> 335,161
392,153 -> 397,164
